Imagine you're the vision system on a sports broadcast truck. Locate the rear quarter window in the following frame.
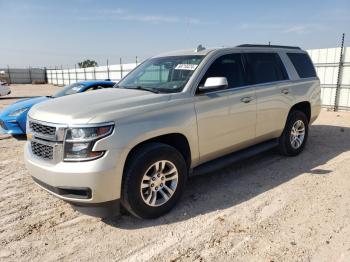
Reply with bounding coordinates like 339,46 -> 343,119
287,53 -> 316,78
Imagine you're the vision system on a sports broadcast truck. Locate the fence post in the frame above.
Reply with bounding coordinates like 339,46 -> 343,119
107,59 -> 110,80
61,65 -> 64,86
93,66 -> 96,80
334,33 -> 345,112
55,66 -> 58,86
28,66 -> 32,83
44,67 -> 48,84
67,65 -> 71,85
136,56 -> 138,65
120,57 -> 123,79
75,64 -> 78,82
84,67 -> 87,80
7,65 -> 12,84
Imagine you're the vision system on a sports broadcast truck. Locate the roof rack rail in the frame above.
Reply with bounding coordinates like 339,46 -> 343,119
237,44 -> 301,50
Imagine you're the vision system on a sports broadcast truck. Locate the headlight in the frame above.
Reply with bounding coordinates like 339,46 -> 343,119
64,123 -> 114,161
8,107 -> 29,117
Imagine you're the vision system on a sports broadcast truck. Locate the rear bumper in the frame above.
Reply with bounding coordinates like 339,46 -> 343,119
310,103 -> 321,124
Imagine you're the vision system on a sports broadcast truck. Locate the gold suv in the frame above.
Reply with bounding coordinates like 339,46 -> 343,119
24,44 -> 321,219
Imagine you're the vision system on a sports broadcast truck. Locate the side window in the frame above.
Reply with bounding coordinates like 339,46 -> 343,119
199,53 -> 246,90
85,85 -> 98,92
100,84 -> 114,89
287,53 -> 316,78
85,84 -> 109,92
244,53 -> 288,84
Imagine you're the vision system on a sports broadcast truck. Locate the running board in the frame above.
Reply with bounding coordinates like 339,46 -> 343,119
192,139 -> 278,176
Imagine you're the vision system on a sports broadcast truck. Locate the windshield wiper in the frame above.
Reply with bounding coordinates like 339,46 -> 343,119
127,86 -> 160,94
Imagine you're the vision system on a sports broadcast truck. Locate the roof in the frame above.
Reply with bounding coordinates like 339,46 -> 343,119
153,44 -> 305,58
153,48 -> 216,58
237,44 -> 301,50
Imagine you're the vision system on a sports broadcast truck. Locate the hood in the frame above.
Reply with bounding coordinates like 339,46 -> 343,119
0,96 -> 49,117
28,88 -> 171,124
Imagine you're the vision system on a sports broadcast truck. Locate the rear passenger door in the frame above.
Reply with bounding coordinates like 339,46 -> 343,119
243,52 -> 293,142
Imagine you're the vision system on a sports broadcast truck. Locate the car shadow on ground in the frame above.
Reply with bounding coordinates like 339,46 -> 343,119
12,134 -> 27,140
0,134 -> 26,140
104,124 -> 349,229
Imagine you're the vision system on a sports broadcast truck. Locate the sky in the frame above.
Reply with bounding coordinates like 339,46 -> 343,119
0,0 -> 349,68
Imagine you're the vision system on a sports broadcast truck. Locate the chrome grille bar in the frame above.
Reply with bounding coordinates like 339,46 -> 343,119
27,117 -> 67,163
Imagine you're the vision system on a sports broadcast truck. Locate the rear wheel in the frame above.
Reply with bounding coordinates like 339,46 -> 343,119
278,110 -> 309,156
121,142 -> 187,219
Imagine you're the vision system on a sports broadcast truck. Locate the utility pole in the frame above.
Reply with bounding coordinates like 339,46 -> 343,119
334,33 -> 345,111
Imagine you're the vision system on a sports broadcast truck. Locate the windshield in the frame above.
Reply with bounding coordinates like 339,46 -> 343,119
116,55 -> 204,93
52,83 -> 86,98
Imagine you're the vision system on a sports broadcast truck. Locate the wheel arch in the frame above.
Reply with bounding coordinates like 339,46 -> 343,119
289,101 -> 311,123
122,133 -> 192,176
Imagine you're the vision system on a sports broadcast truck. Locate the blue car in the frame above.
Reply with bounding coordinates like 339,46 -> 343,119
0,80 -> 116,135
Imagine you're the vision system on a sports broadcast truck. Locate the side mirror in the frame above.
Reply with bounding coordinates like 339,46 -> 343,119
199,77 -> 228,92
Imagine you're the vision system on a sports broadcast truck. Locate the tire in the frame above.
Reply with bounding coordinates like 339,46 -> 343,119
121,142 -> 188,219
278,110 -> 309,156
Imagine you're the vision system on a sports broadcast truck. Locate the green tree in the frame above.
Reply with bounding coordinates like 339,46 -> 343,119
78,59 -> 98,68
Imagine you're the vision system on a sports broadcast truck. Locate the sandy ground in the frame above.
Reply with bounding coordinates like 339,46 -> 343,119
1,84 -> 350,262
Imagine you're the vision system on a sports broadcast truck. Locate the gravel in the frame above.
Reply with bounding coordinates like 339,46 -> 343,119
1,84 -> 350,261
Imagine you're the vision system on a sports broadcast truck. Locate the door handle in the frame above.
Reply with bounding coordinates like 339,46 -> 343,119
281,89 -> 289,94
240,96 -> 253,103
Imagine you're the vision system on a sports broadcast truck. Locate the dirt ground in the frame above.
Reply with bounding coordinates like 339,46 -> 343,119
1,84 -> 350,262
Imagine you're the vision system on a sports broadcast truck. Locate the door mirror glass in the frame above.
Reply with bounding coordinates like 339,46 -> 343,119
199,77 -> 228,91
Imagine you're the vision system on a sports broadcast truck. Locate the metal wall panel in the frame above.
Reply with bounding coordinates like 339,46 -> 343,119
308,47 -> 349,110
0,68 -> 46,84
47,63 -> 138,86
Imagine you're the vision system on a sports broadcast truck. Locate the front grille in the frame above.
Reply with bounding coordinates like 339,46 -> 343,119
0,120 -> 7,130
31,141 -> 54,160
29,121 -> 56,137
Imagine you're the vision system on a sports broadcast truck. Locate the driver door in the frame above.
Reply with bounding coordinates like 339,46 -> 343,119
194,53 -> 257,163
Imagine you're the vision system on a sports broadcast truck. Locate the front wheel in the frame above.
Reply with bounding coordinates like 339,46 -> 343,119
121,143 -> 187,219
278,110 -> 309,156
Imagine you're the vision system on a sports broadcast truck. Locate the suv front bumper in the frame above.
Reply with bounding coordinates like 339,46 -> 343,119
24,142 -> 126,217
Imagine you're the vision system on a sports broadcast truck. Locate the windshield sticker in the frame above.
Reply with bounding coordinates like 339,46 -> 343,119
175,64 -> 198,70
